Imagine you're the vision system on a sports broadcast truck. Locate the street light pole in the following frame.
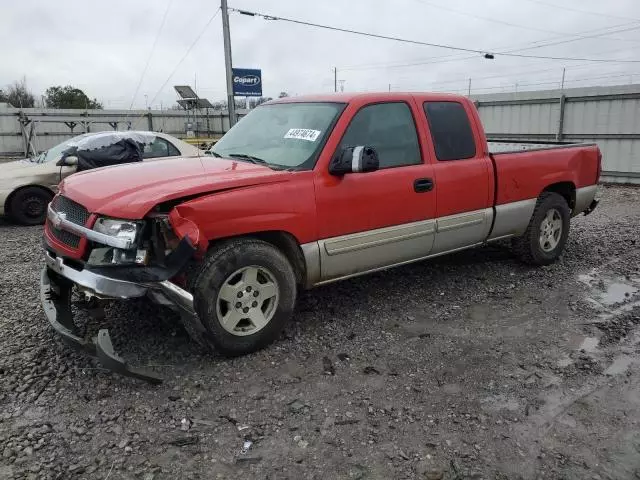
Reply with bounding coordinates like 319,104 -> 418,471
221,0 -> 237,128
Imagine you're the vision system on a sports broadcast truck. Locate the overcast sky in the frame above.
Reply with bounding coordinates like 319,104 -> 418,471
2,0 -> 640,109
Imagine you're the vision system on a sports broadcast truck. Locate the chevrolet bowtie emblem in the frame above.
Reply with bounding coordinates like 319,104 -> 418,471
51,211 -> 66,229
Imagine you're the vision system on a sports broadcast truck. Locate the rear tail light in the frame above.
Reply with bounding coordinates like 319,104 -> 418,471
596,150 -> 602,183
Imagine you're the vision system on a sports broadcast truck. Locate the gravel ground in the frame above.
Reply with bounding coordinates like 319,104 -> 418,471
0,185 -> 639,480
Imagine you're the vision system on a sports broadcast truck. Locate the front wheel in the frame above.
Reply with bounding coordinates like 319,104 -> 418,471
512,192 -> 570,266
190,239 -> 297,356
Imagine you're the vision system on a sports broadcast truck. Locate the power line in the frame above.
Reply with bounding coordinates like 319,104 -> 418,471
397,70 -> 640,93
471,72 -> 638,91
413,0 -> 640,43
409,62 -> 617,88
519,0 -> 640,22
133,7 -> 221,127
354,44 -> 637,91
339,21 -> 640,72
230,7 -> 640,65
127,0 -> 174,112
230,7 -> 490,56
501,24 -> 640,54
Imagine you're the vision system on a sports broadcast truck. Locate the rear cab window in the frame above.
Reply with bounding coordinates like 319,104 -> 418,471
423,102 -> 476,161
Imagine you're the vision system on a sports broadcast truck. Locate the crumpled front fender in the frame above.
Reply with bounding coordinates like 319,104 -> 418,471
168,208 -> 207,256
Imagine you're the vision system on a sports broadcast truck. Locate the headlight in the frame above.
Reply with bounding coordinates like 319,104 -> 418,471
87,218 -> 147,266
93,218 -> 141,245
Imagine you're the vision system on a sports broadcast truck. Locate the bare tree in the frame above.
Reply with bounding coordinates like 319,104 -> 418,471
0,77 -> 35,108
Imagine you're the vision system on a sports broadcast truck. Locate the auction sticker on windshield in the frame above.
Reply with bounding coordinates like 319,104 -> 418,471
284,128 -> 321,142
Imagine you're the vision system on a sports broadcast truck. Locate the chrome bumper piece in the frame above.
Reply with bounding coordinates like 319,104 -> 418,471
47,204 -> 135,250
44,250 -> 148,299
43,250 -> 194,314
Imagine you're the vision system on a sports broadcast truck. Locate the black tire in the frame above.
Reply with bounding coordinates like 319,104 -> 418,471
8,187 -> 53,225
190,238 -> 297,356
512,192 -> 570,266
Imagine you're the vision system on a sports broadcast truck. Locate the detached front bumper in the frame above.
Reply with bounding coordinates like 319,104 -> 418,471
40,243 -> 198,384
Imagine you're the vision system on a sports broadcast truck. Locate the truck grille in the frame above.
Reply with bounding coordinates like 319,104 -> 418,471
51,195 -> 90,226
49,195 -> 90,249
50,226 -> 81,248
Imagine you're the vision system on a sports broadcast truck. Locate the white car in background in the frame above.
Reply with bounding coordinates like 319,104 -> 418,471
0,131 -> 203,225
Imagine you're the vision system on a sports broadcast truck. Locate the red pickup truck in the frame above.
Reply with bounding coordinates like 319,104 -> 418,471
41,92 -> 600,382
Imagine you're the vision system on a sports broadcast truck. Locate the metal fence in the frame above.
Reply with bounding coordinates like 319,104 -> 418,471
473,84 -> 640,185
0,104 -> 246,160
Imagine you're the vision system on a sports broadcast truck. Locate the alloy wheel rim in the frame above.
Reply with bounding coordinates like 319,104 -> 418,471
215,265 -> 279,336
539,208 -> 562,252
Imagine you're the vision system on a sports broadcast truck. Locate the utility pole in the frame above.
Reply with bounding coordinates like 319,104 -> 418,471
221,0 -> 236,127
467,78 -> 471,96
560,67 -> 566,90
333,67 -> 337,93
388,83 -> 391,92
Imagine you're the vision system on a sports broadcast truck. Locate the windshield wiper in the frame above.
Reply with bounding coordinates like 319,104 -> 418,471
227,153 -> 271,167
208,150 -> 222,157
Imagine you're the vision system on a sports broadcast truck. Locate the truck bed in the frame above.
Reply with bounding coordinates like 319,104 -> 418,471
488,140 -> 592,154
488,142 -> 601,206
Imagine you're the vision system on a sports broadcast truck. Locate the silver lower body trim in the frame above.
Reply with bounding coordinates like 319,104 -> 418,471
432,208 -> 493,254
317,219 -> 436,282
300,188 -> 596,288
489,198 -> 537,240
44,251 -> 194,314
309,241 -> 485,287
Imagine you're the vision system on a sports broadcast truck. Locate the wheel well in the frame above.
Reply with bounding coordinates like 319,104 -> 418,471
542,182 -> 575,210
5,185 -> 55,214
209,231 -> 307,286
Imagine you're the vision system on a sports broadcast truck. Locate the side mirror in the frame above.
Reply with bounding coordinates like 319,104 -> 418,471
329,146 -> 379,176
56,155 -> 78,167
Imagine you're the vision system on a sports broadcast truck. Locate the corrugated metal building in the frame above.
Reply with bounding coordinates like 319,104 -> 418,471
473,84 -> 640,184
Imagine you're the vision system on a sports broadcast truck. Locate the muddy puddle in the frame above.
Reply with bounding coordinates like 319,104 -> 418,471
579,270 -> 639,308
604,355 -> 635,376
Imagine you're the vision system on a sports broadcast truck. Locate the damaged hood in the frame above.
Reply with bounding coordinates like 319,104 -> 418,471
59,156 -> 290,219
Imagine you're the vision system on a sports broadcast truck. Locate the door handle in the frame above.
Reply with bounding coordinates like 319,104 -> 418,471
414,178 -> 434,193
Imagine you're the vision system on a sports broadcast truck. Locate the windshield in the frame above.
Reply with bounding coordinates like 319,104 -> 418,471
34,133 -> 93,163
211,102 -> 345,170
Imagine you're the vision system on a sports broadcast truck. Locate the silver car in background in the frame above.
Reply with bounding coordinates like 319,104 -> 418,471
0,131 -> 203,225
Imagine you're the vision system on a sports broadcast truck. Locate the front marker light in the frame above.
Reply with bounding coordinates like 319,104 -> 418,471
86,247 -> 148,266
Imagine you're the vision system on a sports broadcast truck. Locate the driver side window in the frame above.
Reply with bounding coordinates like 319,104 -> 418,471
143,138 -> 181,159
337,102 -> 422,169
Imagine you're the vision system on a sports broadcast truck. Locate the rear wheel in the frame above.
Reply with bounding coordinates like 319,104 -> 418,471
8,187 -> 53,225
190,239 -> 297,356
512,192 -> 570,265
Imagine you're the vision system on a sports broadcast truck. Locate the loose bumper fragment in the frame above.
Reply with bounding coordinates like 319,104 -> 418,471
40,268 -> 163,384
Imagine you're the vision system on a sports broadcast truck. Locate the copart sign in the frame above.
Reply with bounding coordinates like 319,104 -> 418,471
232,68 -> 262,97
